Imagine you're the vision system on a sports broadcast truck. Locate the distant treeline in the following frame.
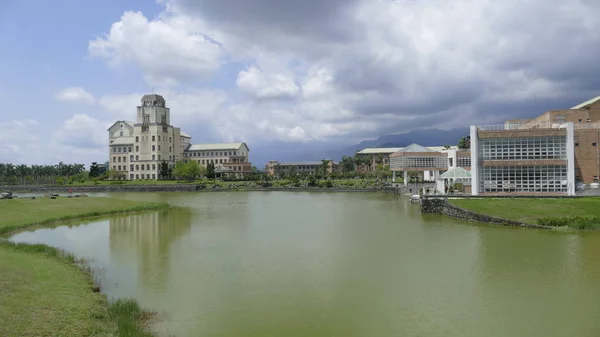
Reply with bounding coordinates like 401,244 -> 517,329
0,162 -> 86,185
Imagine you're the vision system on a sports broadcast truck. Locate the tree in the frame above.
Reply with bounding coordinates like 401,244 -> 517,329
172,161 -> 203,181
376,153 -> 384,166
340,155 -> 355,173
320,159 -> 331,177
89,162 -> 101,178
159,160 -> 171,180
363,156 -> 373,172
458,136 -> 471,149
206,162 -> 216,179
443,145 -> 451,150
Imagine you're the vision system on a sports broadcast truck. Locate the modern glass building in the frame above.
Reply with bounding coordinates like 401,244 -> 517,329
470,122 -> 576,196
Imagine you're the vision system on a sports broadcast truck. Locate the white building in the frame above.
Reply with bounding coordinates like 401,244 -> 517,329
108,94 -> 252,180
469,122 -> 575,196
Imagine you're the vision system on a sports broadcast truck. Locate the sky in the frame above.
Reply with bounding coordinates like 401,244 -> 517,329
1,0 -> 600,167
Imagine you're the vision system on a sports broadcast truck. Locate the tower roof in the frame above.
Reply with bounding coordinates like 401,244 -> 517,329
141,94 -> 165,103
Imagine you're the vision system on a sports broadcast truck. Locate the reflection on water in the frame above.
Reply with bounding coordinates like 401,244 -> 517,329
109,207 -> 193,293
9,192 -> 600,337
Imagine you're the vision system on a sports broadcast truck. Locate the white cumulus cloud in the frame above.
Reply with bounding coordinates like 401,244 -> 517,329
55,87 -> 95,104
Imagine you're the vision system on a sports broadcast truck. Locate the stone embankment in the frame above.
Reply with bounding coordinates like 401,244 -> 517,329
0,184 -> 381,193
420,196 -> 552,229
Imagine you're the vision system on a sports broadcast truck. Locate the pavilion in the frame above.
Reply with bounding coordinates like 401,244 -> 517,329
389,144 -> 448,186
436,167 -> 472,194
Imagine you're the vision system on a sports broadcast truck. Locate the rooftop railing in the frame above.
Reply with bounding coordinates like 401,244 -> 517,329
477,122 -> 567,131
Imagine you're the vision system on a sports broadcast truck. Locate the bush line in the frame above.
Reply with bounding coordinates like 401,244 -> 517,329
537,216 -> 600,230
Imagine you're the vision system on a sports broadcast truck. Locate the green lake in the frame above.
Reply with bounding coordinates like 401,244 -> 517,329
10,192 -> 600,337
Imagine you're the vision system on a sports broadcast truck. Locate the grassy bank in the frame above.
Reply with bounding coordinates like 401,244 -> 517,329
0,197 -> 166,336
0,241 -> 155,336
449,197 -> 600,229
0,197 -> 169,236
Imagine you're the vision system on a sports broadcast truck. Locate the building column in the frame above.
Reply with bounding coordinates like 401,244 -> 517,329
566,122 -> 576,196
470,125 -> 479,195
403,170 -> 408,186
392,171 -> 396,183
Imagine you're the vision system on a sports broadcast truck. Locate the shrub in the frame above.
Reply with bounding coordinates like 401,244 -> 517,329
538,216 -> 600,230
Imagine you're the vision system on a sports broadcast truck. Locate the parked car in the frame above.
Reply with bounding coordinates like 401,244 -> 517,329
576,182 -> 586,191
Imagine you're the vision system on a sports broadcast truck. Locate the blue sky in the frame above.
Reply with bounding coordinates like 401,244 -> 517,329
1,0 -> 600,167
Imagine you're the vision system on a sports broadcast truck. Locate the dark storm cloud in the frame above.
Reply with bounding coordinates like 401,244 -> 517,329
172,0 -> 361,50
167,0 -> 600,140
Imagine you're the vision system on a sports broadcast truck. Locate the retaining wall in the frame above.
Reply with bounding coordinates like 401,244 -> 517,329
0,184 -> 380,193
421,197 -> 552,229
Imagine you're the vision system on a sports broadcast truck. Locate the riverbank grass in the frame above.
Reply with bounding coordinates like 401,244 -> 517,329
449,197 -> 600,229
0,241 -> 155,336
0,197 -> 169,235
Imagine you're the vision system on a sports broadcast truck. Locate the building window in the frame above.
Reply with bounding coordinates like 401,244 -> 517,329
152,174 -> 156,179
136,165 -> 139,170
120,131 -> 123,136
594,143 -> 598,147
136,146 -> 139,152
152,164 -> 156,170
578,119 -> 582,122
169,137 -> 172,142
575,143 -> 579,147
169,146 -> 172,152
136,155 -> 139,160
130,165 -> 134,171
136,174 -> 139,179
113,166 -> 116,170
480,165 -> 567,193
130,155 -> 134,161
158,145 -> 161,151
152,155 -> 155,160
479,136 -> 567,161
152,145 -> 155,151
136,136 -> 139,142
129,147 -> 132,152
118,165 -> 121,170
152,135 -> 155,141
118,157 -> 121,162
202,160 -> 205,164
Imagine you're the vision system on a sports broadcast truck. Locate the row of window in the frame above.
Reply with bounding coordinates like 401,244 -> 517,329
112,154 -> 174,162
132,174 -> 156,180
480,165 -> 568,193
390,156 -> 448,168
112,145 -> 172,153
113,163 -> 163,171
136,135 -> 172,143
187,151 -> 243,157
479,136 -> 567,160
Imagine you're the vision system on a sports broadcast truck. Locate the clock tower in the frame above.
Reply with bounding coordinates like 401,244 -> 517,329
137,94 -> 170,125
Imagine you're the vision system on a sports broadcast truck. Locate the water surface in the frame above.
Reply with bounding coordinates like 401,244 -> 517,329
10,192 -> 600,337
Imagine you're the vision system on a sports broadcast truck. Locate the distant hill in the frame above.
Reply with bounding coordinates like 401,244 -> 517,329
250,127 -> 469,167
325,127 -> 469,160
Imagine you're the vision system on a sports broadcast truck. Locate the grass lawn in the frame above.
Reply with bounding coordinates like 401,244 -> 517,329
0,197 -> 168,236
449,197 -> 600,225
0,197 -> 165,336
0,242 -> 154,337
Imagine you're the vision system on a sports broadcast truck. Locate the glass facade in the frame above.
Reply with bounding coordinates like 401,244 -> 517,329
480,165 -> 568,193
479,136 -> 567,160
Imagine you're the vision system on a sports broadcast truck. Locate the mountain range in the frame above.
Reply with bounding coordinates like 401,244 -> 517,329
251,127 -> 469,167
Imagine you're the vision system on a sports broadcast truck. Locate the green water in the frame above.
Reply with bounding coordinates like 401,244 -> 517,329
10,192 -> 600,337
